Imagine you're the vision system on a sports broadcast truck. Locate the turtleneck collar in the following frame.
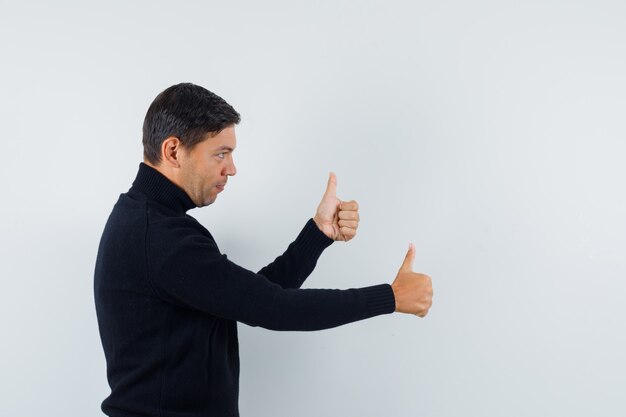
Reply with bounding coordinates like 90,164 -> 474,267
129,163 -> 197,214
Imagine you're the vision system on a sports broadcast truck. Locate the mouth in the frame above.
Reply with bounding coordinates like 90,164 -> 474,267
216,184 -> 226,192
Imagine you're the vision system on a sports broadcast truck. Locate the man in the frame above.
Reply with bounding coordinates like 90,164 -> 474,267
94,83 -> 433,417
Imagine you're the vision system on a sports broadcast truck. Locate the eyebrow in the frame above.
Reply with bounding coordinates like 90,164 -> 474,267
216,146 -> 235,152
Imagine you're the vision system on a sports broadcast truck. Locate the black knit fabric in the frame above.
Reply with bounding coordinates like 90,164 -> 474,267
94,163 -> 396,416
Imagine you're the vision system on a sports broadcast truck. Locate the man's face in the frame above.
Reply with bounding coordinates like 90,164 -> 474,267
177,125 -> 237,207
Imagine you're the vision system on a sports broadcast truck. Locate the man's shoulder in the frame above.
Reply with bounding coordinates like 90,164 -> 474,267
146,206 -> 201,229
147,209 -> 215,245
146,212 -> 222,273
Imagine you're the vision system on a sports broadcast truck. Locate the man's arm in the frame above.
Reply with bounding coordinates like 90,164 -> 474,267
256,218 -> 333,289
147,218 -> 395,330
257,173 -> 360,289
148,218 -> 433,330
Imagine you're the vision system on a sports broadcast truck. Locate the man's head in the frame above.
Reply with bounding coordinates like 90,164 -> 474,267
142,83 -> 240,207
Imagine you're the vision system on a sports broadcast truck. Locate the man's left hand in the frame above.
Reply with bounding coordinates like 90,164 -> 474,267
313,172 -> 360,242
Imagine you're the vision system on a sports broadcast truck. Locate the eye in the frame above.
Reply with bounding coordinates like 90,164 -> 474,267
217,152 -> 225,159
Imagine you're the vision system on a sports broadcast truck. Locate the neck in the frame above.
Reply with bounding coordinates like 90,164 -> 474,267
144,159 -> 179,187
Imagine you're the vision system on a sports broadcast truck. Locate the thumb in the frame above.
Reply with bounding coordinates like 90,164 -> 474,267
324,171 -> 337,197
401,243 -> 415,271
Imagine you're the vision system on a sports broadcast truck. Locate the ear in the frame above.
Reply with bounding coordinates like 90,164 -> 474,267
161,136 -> 182,168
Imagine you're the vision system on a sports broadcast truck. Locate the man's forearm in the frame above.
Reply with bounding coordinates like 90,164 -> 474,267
256,218 -> 333,289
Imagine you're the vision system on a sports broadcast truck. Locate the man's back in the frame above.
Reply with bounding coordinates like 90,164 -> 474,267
94,164 -> 241,416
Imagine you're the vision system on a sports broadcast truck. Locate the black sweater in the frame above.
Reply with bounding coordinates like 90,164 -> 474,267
94,163 -> 396,416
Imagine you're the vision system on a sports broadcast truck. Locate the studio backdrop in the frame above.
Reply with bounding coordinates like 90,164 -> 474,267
1,1 -> 624,416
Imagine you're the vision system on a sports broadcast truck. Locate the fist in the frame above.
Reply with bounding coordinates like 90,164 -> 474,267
313,172 -> 360,242
391,243 -> 433,317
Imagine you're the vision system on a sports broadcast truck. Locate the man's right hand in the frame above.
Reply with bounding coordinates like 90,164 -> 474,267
391,243 -> 433,317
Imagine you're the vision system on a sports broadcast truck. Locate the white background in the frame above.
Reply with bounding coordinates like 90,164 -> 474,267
1,1 -> 625,416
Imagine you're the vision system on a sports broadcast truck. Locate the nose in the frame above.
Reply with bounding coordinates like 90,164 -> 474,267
225,158 -> 237,177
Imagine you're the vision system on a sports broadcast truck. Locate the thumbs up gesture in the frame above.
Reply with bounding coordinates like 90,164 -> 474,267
312,172 -> 360,242
391,243 -> 433,317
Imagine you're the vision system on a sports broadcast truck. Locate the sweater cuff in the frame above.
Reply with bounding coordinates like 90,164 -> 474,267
361,284 -> 396,317
293,218 -> 334,259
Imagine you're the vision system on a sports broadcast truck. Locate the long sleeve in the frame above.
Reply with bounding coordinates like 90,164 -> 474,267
256,218 -> 334,289
146,217 -> 395,331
